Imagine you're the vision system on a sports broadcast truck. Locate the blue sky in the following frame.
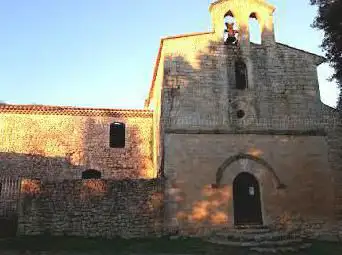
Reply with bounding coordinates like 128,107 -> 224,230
0,0 -> 339,109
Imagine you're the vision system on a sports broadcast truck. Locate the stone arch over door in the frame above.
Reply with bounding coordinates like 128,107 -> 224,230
216,153 -> 286,189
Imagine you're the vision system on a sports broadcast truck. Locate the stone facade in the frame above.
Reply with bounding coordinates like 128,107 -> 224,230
145,0 -> 339,237
0,0 -> 340,240
164,134 -> 334,230
159,42 -> 325,132
0,105 -> 154,180
18,179 -> 164,238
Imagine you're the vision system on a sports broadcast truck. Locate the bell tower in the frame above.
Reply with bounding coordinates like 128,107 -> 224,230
209,0 -> 276,47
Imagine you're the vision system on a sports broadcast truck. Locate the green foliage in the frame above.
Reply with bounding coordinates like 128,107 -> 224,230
311,0 -> 342,86
311,0 -> 342,111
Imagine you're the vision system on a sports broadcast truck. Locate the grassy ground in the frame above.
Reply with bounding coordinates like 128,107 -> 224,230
0,236 -> 342,254
0,236 -> 246,254
308,241 -> 342,255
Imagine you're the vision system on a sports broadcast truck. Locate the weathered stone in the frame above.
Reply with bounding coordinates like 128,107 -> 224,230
17,179 -> 164,238
145,0 -> 339,238
0,107 -> 154,180
0,0 -> 341,241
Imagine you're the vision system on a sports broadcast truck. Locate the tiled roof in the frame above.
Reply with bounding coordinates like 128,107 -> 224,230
0,104 -> 153,118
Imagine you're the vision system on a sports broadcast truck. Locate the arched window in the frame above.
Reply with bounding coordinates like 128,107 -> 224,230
249,13 -> 261,44
224,11 -> 239,45
82,169 -> 102,179
110,122 -> 125,148
235,60 -> 248,90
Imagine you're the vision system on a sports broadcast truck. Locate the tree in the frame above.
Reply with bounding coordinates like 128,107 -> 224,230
310,0 -> 342,108
311,0 -> 342,224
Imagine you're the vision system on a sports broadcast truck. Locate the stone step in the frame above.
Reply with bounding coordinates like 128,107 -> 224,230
250,243 -> 312,253
207,237 -> 303,248
206,226 -> 311,253
213,229 -> 272,237
235,224 -> 270,230
250,246 -> 297,253
214,227 -> 271,235
213,230 -> 301,242
217,225 -> 272,233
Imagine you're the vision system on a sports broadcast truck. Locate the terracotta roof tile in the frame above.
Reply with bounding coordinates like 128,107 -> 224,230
0,104 -> 153,118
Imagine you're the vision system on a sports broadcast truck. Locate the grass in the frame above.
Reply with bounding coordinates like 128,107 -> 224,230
308,241 -> 342,255
0,236 -> 342,254
0,236 -> 245,254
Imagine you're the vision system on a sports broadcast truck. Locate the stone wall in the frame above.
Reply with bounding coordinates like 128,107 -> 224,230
325,110 -> 342,239
160,36 -> 326,131
145,13 -> 335,237
163,133 -> 335,235
18,178 -> 164,238
147,47 -> 165,176
0,106 -> 154,180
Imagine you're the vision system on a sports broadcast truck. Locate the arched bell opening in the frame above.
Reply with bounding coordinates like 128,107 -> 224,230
224,11 -> 239,45
248,12 -> 262,44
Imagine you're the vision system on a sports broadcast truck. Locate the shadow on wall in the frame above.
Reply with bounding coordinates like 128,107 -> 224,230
175,184 -> 232,232
0,115 -> 160,237
160,40 -> 333,233
163,40 -> 261,130
162,39 -> 324,131
161,41 -> 263,231
0,152 -> 81,180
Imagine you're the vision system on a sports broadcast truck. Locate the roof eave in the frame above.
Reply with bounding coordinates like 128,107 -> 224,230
0,104 -> 153,117
277,42 -> 327,66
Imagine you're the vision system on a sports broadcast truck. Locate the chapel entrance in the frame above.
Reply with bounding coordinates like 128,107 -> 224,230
233,172 -> 263,226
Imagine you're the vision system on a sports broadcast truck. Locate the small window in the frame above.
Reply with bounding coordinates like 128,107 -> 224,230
235,60 -> 248,90
110,122 -> 125,148
82,169 -> 102,179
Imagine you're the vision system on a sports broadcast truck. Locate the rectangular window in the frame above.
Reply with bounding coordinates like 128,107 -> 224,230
82,169 -> 102,179
235,60 -> 248,90
110,122 -> 125,148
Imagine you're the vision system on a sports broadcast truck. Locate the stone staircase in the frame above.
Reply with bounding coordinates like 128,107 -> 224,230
205,225 -> 312,253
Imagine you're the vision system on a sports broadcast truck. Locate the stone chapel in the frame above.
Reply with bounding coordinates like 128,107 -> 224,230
0,0 -> 340,237
144,0 -> 338,231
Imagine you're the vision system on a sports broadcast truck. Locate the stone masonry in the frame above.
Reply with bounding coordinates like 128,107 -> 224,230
0,105 -> 154,180
18,178 -> 164,238
0,0 -> 340,241
145,0 -> 339,238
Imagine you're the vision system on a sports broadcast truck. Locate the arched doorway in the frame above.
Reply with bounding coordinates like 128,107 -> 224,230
233,172 -> 262,226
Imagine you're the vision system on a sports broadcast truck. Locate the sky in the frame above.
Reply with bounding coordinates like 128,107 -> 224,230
0,0 -> 339,109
